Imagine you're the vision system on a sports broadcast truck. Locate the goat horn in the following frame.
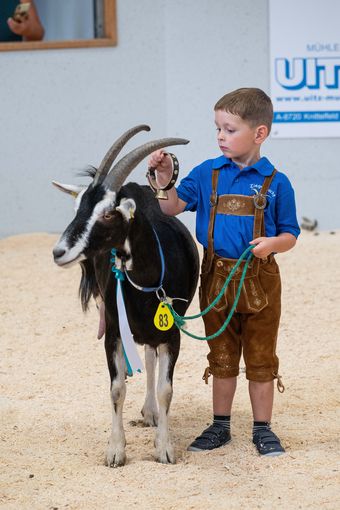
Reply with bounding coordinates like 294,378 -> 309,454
104,138 -> 189,191
93,124 -> 151,185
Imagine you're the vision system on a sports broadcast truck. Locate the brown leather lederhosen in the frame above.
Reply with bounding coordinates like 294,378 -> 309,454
200,169 -> 284,391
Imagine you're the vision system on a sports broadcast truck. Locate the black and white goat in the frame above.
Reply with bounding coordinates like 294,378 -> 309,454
52,125 -> 199,466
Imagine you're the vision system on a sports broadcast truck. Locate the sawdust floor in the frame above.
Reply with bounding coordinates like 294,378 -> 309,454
0,231 -> 339,510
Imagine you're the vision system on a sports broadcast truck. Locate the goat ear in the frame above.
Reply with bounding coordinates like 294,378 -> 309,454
116,198 -> 136,221
52,181 -> 86,198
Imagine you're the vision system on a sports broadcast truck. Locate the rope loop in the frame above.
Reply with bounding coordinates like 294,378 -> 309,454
166,245 -> 254,341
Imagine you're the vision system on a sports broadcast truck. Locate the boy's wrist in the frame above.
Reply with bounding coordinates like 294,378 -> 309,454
270,233 -> 297,254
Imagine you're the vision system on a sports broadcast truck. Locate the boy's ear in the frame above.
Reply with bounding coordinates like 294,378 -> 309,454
255,125 -> 269,144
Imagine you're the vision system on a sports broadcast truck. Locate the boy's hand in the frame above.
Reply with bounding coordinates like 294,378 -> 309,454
249,237 -> 275,259
250,233 -> 297,258
148,150 -> 173,187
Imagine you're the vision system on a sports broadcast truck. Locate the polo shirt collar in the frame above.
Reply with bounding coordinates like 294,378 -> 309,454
250,157 -> 275,176
212,155 -> 232,169
212,155 -> 274,176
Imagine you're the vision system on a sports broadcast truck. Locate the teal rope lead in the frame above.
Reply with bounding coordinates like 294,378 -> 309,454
166,245 -> 254,341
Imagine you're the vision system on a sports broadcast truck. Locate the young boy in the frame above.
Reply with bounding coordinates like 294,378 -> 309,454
148,88 -> 300,456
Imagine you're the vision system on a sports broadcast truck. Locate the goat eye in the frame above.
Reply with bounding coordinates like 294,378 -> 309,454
104,212 -> 113,220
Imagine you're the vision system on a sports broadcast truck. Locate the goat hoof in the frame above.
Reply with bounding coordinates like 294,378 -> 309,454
141,406 -> 158,427
105,454 -> 126,468
143,414 -> 158,427
106,446 -> 126,468
109,459 -> 125,468
155,445 -> 176,464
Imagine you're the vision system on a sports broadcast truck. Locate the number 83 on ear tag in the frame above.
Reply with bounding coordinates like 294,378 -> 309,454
154,302 -> 174,331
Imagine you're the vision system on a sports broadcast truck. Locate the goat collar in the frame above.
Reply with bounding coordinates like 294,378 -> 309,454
112,228 -> 165,293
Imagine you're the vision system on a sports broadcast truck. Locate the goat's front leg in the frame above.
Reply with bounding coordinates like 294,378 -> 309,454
141,345 -> 158,426
105,337 -> 127,467
154,339 -> 179,464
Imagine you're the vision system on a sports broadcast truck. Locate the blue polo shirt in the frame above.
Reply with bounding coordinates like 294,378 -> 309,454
177,155 -> 300,259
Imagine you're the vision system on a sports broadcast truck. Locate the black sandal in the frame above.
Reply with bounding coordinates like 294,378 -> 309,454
187,423 -> 231,452
252,429 -> 285,456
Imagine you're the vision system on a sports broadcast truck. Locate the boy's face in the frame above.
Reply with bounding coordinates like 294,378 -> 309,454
214,110 -> 267,161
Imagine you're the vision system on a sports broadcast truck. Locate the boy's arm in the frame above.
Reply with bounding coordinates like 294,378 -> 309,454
148,150 -> 187,216
250,233 -> 297,259
158,187 -> 187,216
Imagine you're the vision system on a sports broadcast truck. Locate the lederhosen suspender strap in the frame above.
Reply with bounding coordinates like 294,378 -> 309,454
205,170 -> 220,275
252,170 -> 277,239
204,169 -> 278,275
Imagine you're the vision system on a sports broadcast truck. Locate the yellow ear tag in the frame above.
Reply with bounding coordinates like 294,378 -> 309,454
154,302 -> 174,331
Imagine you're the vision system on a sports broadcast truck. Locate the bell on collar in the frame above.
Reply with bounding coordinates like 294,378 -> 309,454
155,189 -> 168,200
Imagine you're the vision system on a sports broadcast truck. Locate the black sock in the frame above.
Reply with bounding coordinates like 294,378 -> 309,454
213,415 -> 230,430
253,421 -> 271,435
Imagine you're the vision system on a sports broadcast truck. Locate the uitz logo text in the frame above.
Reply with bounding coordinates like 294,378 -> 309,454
275,58 -> 340,90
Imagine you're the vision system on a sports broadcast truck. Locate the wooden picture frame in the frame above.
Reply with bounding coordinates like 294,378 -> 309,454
0,0 -> 117,52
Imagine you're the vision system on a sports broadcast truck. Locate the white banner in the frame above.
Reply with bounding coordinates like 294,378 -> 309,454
269,0 -> 340,138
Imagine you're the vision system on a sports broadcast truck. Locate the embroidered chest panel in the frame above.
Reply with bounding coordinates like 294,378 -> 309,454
216,194 -> 255,216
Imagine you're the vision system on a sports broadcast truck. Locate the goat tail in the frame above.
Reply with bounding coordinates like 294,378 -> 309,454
79,260 -> 100,312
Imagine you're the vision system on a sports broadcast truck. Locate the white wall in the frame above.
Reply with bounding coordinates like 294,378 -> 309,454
0,0 -> 339,238
0,0 -> 166,238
